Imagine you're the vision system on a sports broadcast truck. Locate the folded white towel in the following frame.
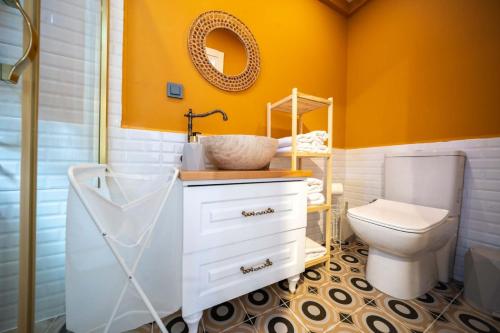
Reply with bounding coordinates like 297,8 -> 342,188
307,192 -> 325,205
305,237 -> 326,254
308,184 -> 323,194
306,178 -> 323,186
278,131 -> 328,148
308,130 -> 329,142
277,144 -> 329,154
305,237 -> 326,261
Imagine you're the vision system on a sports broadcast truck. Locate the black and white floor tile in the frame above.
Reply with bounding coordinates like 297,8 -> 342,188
202,298 -> 248,332
288,291 -> 339,331
239,286 -> 282,318
35,238 -> 499,333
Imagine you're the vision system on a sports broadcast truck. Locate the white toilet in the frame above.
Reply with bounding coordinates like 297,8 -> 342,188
347,151 -> 465,300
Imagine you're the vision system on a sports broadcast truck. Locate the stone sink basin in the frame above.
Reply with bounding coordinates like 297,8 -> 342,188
201,135 -> 278,170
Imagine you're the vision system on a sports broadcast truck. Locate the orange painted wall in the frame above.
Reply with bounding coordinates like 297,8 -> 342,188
346,0 -> 500,148
122,1 -> 347,147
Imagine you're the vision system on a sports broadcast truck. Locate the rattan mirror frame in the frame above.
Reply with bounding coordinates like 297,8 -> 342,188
188,11 -> 260,92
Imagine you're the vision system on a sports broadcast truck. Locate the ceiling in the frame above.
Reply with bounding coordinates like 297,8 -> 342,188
321,0 -> 369,16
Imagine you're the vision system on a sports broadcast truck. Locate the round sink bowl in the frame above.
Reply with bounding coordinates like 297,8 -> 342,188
201,135 -> 278,170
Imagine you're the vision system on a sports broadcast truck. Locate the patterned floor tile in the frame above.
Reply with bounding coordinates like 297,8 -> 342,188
318,283 -> 366,319
328,240 -> 344,255
343,272 -> 382,300
412,290 -> 452,319
202,298 -> 247,332
327,320 -> 362,333
349,306 -> 412,333
288,292 -> 340,332
302,266 -> 331,291
327,255 -> 352,276
426,320 -> 468,333
331,252 -> 366,271
221,321 -> 256,333
431,280 -> 463,301
157,310 -> 206,333
271,277 -> 310,301
128,323 -> 154,332
239,286 -> 282,318
445,295 -> 500,333
375,294 -> 435,333
254,306 -> 308,333
135,310 -> 206,333
351,247 -> 369,262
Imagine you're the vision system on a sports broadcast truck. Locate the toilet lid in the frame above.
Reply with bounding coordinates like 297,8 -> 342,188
347,199 -> 449,233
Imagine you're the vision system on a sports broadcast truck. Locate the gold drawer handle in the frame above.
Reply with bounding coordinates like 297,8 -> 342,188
241,207 -> 275,217
240,259 -> 273,274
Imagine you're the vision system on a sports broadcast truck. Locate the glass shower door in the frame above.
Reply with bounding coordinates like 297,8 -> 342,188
0,0 -> 104,331
34,0 -> 101,330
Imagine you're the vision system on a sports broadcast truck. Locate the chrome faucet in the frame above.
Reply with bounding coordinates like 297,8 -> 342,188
184,108 -> 228,142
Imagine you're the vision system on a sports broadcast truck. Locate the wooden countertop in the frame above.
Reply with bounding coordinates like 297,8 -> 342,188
179,169 -> 312,181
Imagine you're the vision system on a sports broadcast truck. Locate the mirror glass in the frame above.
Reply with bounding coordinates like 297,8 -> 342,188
205,28 -> 247,76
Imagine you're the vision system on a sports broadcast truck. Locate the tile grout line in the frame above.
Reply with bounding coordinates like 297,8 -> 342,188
423,289 -> 464,333
219,298 -> 252,333
268,281 -> 312,331
319,245 -> 400,333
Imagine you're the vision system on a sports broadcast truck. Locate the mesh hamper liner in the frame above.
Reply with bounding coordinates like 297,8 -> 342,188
66,164 -> 181,333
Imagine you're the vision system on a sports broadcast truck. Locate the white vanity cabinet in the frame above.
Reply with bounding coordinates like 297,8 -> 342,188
179,177 -> 307,332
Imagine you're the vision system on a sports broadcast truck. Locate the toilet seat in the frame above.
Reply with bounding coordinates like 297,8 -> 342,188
347,199 -> 449,233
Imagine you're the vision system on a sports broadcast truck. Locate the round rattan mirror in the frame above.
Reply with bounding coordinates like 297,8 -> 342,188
188,11 -> 260,92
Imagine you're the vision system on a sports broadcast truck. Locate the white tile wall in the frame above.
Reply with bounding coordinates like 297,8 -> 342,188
0,1 -> 101,331
342,138 -> 500,280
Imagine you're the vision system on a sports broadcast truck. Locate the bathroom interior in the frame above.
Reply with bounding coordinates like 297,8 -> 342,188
1,0 -> 500,332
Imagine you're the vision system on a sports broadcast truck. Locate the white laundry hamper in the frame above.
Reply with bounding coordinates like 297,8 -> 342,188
66,164 -> 182,333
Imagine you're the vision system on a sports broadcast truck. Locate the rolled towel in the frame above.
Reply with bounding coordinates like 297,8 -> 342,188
307,192 -> 325,205
332,183 -> 344,196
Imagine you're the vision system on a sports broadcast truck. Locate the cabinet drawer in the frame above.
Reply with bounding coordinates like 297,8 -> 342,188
182,228 -> 305,316
183,181 -> 307,253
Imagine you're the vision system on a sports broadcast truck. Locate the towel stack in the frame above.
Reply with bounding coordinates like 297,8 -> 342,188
306,177 -> 325,205
305,237 -> 327,262
277,131 -> 329,153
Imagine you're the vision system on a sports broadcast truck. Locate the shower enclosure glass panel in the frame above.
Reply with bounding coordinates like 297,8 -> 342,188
34,0 -> 101,329
0,0 -> 103,331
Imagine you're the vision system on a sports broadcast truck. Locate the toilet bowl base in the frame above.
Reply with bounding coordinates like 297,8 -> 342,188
366,248 -> 438,300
